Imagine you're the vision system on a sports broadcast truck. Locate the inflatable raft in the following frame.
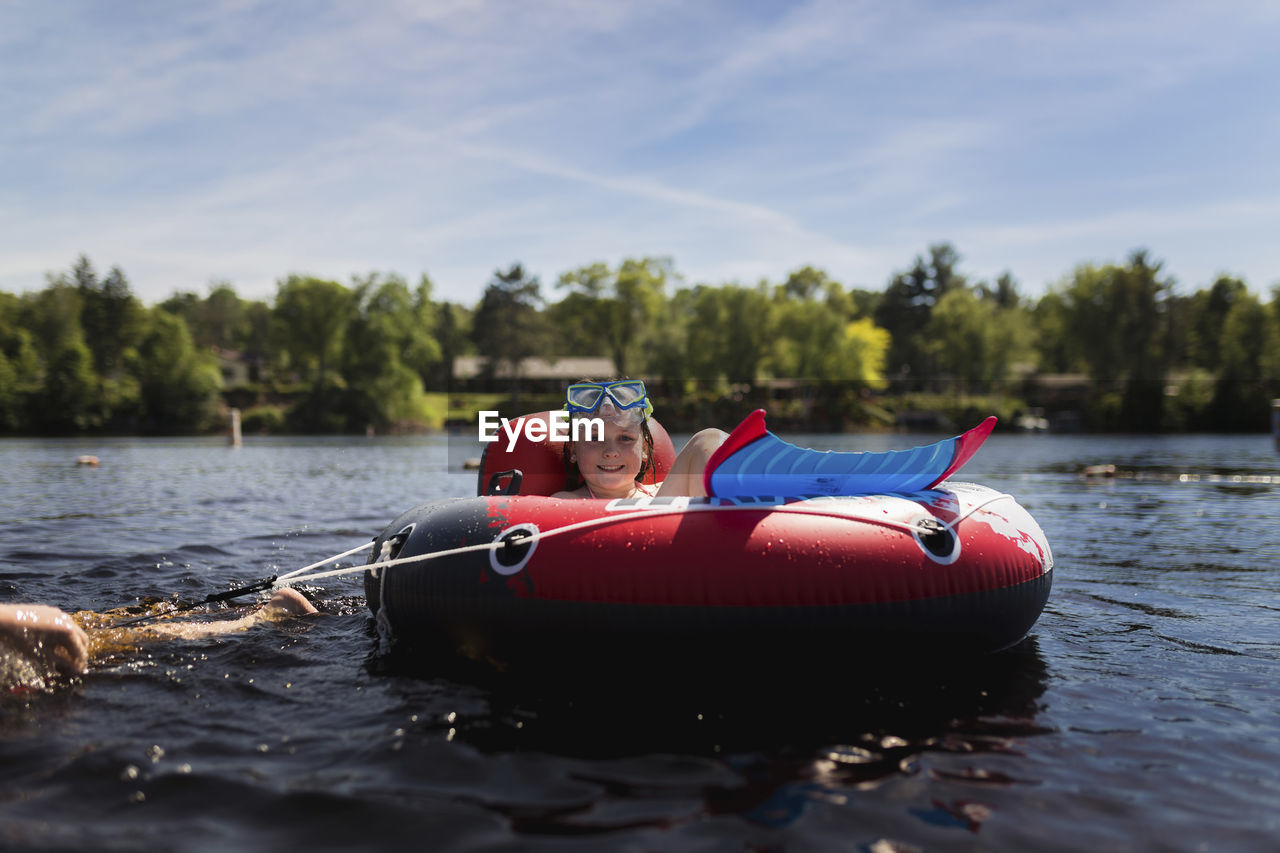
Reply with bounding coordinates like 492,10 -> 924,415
364,413 -> 1053,664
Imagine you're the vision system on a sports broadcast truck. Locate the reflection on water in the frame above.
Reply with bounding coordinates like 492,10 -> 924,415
361,632 -> 1052,837
386,636 -> 1051,756
2,433 -> 1279,850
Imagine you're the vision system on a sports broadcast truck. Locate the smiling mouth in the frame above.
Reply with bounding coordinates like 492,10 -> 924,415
597,464 -> 625,473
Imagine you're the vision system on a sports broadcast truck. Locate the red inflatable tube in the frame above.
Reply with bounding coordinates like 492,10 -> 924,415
368,430 -> 1054,664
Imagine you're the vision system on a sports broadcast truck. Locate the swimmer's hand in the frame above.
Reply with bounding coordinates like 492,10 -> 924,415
0,603 -> 89,677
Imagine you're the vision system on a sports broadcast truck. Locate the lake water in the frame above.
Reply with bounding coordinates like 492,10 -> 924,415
2,429 -> 1279,851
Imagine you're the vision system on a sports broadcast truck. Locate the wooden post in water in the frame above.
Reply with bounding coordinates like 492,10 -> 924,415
1273,399 -> 1280,451
229,407 -> 242,448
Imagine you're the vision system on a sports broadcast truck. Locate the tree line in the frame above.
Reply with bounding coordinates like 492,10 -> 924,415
2,245 -> 1278,435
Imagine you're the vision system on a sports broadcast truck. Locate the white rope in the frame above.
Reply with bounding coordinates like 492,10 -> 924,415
946,491 -> 1019,529
271,492 -> 1018,589
273,538 -> 504,587
274,540 -> 375,582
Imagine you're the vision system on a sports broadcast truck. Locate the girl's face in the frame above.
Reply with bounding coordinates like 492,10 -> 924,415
572,419 -> 646,498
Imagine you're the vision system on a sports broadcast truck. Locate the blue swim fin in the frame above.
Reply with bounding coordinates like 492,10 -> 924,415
704,410 -> 997,497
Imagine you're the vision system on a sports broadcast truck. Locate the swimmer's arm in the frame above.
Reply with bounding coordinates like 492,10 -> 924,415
132,589 -> 317,641
0,603 -> 89,676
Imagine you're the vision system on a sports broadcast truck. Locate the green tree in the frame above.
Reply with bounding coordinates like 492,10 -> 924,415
681,285 -> 727,388
0,293 -> 40,431
977,271 -> 1022,310
160,283 -> 274,386
771,292 -> 844,380
835,318 -> 890,387
679,283 -> 773,389
433,301 -> 473,390
1185,276 -> 1248,371
775,309 -> 889,409
33,338 -> 99,433
715,282 -> 774,384
552,262 -> 613,358
875,243 -> 968,385
780,265 -> 830,301
407,274 -> 443,381
272,276 -> 353,390
24,278 -> 83,352
19,282 -> 103,432
472,264 -> 545,400
242,300 -> 273,352
70,260 -> 145,376
646,287 -> 695,391
134,310 -> 222,433
77,264 -> 145,426
847,286 -> 881,320
770,266 -> 862,378
925,288 -> 1033,392
555,258 -> 670,376
1049,251 -> 1175,429
1210,289 -> 1277,430
769,273 -> 888,426
157,291 -> 200,330
1265,287 -> 1280,387
339,273 -> 440,430
159,284 -> 248,349
202,282 -> 247,349
1031,289 -> 1081,374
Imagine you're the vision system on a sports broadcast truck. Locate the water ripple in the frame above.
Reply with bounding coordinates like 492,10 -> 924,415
2,433 -> 1278,850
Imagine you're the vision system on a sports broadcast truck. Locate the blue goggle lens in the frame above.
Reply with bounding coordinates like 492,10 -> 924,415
566,381 -> 648,412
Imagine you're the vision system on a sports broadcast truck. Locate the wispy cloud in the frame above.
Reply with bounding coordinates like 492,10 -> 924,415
1,0 -> 1278,303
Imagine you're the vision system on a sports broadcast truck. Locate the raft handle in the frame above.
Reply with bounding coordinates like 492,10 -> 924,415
491,523 -> 540,575
486,469 -> 524,496
915,517 -> 959,562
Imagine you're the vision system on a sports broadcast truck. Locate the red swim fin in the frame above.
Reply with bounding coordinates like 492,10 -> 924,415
926,416 -> 997,488
702,409 -> 769,496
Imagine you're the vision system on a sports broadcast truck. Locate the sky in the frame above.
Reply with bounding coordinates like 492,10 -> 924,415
2,0 -> 1279,307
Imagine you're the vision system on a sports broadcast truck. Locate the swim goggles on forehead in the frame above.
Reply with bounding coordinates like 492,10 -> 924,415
565,380 -> 653,424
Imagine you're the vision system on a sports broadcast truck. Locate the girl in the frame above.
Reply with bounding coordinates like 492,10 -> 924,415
551,379 -> 727,500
